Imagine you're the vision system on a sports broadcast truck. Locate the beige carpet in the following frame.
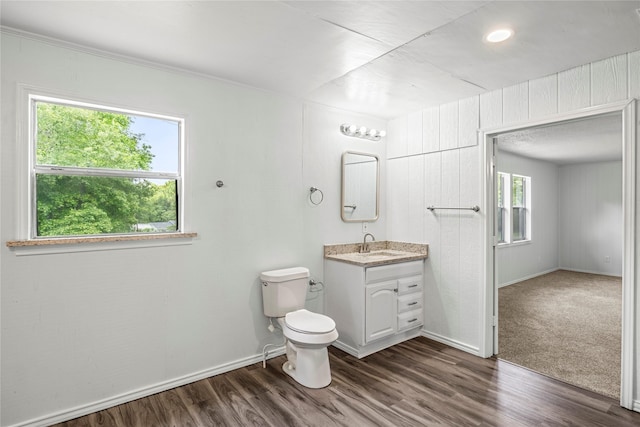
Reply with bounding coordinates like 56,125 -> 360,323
498,269 -> 621,399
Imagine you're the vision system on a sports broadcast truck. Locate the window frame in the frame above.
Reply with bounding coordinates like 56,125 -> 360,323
27,93 -> 185,240
497,172 -> 531,247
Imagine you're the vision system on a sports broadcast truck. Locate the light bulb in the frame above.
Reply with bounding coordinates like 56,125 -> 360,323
368,129 -> 378,138
379,130 -> 387,138
486,28 -> 513,43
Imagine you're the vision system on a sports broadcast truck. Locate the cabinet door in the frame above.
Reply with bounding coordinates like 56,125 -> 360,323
365,280 -> 398,343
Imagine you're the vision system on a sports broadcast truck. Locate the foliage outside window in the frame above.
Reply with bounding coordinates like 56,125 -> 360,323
511,175 -> 527,242
497,172 -> 530,245
497,172 -> 507,243
31,95 -> 183,238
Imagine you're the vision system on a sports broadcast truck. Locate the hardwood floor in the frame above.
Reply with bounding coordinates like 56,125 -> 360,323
54,337 -> 640,427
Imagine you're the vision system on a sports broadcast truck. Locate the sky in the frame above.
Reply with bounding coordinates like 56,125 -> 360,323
129,115 -> 179,173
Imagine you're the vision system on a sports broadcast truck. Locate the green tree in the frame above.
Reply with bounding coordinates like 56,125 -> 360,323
35,103 -> 173,236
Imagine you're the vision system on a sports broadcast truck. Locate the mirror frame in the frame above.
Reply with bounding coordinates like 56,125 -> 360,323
340,151 -> 380,222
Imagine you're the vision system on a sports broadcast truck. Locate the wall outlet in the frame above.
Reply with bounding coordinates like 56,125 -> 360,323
362,222 -> 368,233
605,256 -> 611,263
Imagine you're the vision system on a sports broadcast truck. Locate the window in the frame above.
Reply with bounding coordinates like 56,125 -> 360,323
511,175 -> 527,242
30,95 -> 183,238
497,172 -> 508,244
497,172 -> 530,245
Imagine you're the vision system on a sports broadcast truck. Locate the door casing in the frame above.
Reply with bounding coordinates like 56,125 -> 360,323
478,99 -> 636,409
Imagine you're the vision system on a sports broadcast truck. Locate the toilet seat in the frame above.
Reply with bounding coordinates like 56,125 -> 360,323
285,309 -> 336,334
281,309 -> 338,346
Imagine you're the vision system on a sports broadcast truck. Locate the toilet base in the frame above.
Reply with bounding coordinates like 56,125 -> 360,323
282,345 -> 332,389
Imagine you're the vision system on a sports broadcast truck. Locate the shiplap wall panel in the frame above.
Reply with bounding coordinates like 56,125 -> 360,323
503,82 -> 529,124
629,50 -> 640,99
408,156 -> 425,241
591,54 -> 628,106
423,152 -> 444,333
458,145 -> 481,345
558,164 -> 588,270
422,106 -> 440,153
529,74 -> 558,119
459,96 -> 480,147
387,115 -> 408,159
440,101 -> 459,150
386,158 -> 409,239
559,162 -> 623,276
480,89 -> 503,129
558,64 -> 590,112
439,149 -> 461,339
407,110 -> 423,156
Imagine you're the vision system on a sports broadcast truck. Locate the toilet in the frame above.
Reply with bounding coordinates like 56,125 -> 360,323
260,266 -> 338,388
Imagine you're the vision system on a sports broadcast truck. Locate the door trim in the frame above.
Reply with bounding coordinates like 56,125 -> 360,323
478,99 -> 636,409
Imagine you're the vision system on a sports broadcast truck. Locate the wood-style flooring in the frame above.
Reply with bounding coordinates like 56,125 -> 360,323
54,337 -> 640,427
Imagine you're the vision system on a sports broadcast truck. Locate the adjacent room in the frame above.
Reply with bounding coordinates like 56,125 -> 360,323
1,1 -> 640,426
495,115 -> 623,399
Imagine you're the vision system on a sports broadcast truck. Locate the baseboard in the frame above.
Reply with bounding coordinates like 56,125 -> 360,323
498,267 -> 559,288
633,400 -> 640,413
9,346 -> 286,427
331,329 -> 421,359
558,267 -> 622,278
420,330 -> 480,356
331,340 -> 359,357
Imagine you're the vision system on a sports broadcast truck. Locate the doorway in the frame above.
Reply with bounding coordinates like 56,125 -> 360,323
479,99 -> 636,409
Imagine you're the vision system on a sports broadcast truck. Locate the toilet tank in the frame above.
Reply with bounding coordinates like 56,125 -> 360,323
260,267 -> 310,317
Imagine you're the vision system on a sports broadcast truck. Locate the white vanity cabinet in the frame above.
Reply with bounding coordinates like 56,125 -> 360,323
325,259 -> 424,358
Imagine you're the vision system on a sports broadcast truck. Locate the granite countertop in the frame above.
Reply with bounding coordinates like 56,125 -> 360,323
324,241 -> 428,267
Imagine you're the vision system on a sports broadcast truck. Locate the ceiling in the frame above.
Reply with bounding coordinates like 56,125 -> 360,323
496,113 -> 622,165
1,1 -> 639,119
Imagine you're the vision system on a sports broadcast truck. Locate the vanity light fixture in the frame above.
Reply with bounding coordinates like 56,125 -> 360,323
485,28 -> 513,43
340,123 -> 386,141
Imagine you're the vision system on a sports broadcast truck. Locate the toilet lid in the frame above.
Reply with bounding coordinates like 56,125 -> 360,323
285,309 -> 336,334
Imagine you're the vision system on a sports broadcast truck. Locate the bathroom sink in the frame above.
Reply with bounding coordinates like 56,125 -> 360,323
324,241 -> 429,266
354,251 -> 402,258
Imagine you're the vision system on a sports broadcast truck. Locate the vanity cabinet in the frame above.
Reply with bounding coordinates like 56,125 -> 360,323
325,259 -> 424,358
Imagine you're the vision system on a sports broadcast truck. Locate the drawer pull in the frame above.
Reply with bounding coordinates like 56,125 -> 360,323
408,284 -> 418,288
408,318 -> 418,323
408,302 -> 418,306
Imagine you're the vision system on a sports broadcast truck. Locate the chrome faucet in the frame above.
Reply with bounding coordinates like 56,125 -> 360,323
361,233 -> 375,253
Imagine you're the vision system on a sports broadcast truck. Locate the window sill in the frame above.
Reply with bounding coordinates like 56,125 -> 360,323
497,239 -> 531,249
6,232 -> 197,256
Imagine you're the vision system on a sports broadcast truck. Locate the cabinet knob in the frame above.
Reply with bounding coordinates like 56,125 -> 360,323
394,288 -> 398,293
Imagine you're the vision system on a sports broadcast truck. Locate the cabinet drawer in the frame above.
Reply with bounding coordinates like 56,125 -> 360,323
397,309 -> 423,331
397,276 -> 423,295
397,292 -> 422,313
366,261 -> 423,283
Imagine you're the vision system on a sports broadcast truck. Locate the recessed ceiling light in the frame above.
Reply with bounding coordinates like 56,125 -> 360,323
486,28 -> 513,43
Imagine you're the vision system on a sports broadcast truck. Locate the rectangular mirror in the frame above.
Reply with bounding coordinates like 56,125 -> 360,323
341,151 -> 379,222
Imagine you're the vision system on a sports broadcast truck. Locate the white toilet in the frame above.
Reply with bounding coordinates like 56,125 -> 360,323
260,266 -> 338,388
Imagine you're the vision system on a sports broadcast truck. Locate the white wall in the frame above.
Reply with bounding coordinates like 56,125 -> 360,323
496,152 -> 559,287
495,155 -> 622,285
385,50 -> 639,397
0,32 -> 386,426
559,161 -> 623,276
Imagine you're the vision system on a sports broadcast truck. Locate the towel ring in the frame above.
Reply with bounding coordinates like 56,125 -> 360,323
309,187 -> 324,205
